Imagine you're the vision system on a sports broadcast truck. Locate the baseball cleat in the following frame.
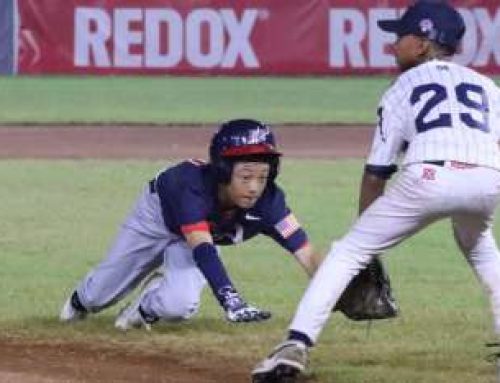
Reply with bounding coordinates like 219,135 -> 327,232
115,302 -> 151,331
251,340 -> 308,383
59,295 -> 87,322
114,271 -> 163,331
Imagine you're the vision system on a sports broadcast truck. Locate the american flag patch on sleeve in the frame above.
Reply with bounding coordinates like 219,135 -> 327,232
275,213 -> 300,239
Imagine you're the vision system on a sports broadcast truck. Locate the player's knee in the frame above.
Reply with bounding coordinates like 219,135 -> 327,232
156,295 -> 201,321
79,291 -> 106,313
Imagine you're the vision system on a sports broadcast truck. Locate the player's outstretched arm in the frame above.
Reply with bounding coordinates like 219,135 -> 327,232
185,230 -> 271,323
293,242 -> 323,278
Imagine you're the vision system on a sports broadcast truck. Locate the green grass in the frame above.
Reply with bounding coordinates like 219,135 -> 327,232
0,76 -> 391,124
0,159 -> 497,382
1,75 -> 499,125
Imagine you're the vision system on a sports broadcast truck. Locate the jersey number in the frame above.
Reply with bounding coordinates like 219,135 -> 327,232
410,82 -> 490,133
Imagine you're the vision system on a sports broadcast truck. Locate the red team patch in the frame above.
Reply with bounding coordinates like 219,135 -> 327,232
181,221 -> 210,234
422,167 -> 436,180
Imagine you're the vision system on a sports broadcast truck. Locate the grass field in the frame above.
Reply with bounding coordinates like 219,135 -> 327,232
0,159 -> 498,382
0,75 -> 499,125
1,75 -> 500,382
0,76 -> 390,124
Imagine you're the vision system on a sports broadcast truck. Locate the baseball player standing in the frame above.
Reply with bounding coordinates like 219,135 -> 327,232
252,1 -> 500,382
59,119 -> 323,329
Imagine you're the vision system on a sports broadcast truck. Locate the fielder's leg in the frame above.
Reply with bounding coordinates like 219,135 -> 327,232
453,215 -> 500,382
449,166 -> 500,381
252,164 -> 442,381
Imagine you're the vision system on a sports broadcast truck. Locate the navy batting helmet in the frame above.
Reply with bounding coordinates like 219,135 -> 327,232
378,0 -> 465,54
209,119 -> 281,183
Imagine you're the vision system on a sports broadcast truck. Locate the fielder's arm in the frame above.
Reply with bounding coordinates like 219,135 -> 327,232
358,170 -> 388,215
329,170 -> 401,322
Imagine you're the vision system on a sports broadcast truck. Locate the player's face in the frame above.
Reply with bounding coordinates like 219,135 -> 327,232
225,162 -> 270,209
393,34 -> 426,72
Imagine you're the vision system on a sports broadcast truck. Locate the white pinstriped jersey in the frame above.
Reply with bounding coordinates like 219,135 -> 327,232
367,60 -> 500,171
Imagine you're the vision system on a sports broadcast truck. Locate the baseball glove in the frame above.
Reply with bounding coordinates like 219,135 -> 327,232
334,257 -> 399,321
485,341 -> 500,374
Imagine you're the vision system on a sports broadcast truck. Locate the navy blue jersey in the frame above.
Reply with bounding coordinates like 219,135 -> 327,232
154,160 -> 307,253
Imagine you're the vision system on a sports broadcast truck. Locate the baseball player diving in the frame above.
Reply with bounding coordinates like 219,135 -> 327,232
251,1 -> 500,382
59,119 -> 325,328
60,118 -> 397,331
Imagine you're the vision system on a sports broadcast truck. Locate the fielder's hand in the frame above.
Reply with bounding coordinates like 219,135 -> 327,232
221,287 -> 271,323
334,257 -> 398,321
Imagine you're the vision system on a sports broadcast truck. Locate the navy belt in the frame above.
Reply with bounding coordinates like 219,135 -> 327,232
149,179 -> 157,193
423,160 -> 477,169
423,160 -> 445,166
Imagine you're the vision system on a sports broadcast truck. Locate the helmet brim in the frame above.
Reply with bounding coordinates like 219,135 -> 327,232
221,144 -> 282,157
377,19 -> 402,34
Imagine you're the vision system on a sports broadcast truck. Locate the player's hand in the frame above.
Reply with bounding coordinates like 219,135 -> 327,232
225,303 -> 272,323
221,287 -> 271,323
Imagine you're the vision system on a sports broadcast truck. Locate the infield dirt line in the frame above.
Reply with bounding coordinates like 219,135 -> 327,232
0,124 -> 373,159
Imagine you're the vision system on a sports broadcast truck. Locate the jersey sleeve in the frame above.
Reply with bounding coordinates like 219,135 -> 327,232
260,186 -> 308,253
365,88 -> 408,179
177,181 -> 212,235
156,163 -> 211,235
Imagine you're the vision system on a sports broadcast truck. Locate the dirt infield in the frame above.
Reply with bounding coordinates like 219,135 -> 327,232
0,124 -> 371,382
0,338 -> 250,383
0,124 -> 372,159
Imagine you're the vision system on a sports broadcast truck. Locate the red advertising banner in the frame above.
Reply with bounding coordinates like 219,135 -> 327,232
17,0 -> 500,75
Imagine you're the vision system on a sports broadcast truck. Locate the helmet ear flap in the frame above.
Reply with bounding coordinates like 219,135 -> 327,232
210,139 -> 232,183
268,156 -> 280,182
212,157 -> 233,184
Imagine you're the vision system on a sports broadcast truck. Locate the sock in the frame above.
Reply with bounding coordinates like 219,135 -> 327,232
71,291 -> 87,313
288,330 -> 314,347
138,305 -> 159,324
